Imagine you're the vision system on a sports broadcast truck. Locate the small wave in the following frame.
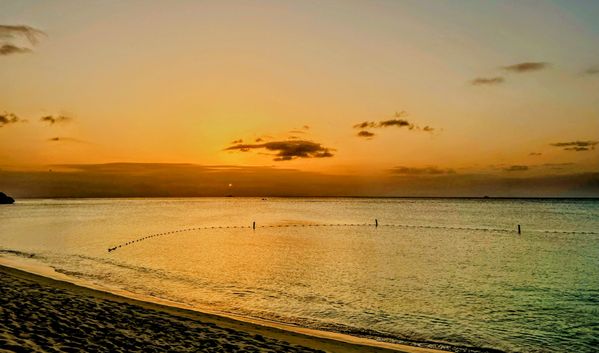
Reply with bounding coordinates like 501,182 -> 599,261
0,249 -> 37,258
232,307 -> 506,353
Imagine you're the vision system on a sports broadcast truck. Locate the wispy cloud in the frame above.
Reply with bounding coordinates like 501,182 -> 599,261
542,163 -> 575,170
550,140 -> 598,152
389,166 -> 455,176
529,152 -> 542,156
583,66 -> 599,76
0,112 -> 26,127
47,137 -> 85,143
471,77 -> 505,86
40,115 -> 72,125
288,124 -> 312,135
225,140 -> 334,161
0,25 -> 44,43
0,24 -> 45,56
502,62 -> 549,73
503,165 -> 529,172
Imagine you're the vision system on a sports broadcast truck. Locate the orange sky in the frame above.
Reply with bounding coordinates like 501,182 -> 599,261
1,1 -> 598,196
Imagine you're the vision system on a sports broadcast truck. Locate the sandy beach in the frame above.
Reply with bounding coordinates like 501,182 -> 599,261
0,264 -> 446,353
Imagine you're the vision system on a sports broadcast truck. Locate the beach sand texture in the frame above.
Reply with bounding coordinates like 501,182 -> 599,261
1,265 -> 427,353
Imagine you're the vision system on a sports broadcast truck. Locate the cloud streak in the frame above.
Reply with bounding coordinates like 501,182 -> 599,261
225,140 -> 334,161
40,115 -> 72,125
389,166 -> 455,176
503,62 -> 549,73
0,43 -> 31,55
503,165 -> 529,172
471,77 -> 505,86
550,140 -> 598,152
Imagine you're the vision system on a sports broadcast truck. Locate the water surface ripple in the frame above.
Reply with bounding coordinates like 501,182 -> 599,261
1,198 -> 598,353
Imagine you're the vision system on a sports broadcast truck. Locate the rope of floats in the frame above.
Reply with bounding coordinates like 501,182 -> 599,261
107,220 -> 597,253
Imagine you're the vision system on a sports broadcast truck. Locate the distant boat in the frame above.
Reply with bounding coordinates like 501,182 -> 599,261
0,192 -> 15,204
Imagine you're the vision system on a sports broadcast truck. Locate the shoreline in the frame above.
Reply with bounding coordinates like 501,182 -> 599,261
0,261 -> 449,353
8,196 -> 599,201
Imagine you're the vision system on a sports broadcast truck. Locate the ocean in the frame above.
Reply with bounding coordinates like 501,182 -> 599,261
1,198 -> 598,352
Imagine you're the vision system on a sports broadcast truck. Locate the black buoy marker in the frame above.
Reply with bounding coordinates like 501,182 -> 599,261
253,221 -> 256,230
375,219 -> 378,227
518,224 -> 521,234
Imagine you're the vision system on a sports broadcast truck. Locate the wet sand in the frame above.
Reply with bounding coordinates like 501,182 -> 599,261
0,265 -> 446,353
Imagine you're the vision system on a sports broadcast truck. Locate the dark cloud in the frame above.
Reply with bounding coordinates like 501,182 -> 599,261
302,125 -> 310,130
288,130 -> 307,134
40,115 -> 72,125
0,24 -> 45,56
357,130 -> 375,138
1,163 -> 597,198
231,139 -> 243,144
255,138 -> 264,142
353,111 -> 435,135
471,77 -> 505,86
550,140 -> 598,152
502,62 -> 549,73
389,166 -> 455,176
0,112 -> 25,127
0,43 -> 31,55
225,140 -> 334,161
529,152 -> 542,156
503,165 -> 529,172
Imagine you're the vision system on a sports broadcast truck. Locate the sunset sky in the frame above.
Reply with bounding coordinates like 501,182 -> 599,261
1,0 -> 598,197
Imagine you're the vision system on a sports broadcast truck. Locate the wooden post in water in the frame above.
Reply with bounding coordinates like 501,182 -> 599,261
517,224 -> 521,234
253,221 -> 256,230
375,219 -> 378,227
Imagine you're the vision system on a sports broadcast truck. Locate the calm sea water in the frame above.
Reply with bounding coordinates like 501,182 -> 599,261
1,198 -> 598,352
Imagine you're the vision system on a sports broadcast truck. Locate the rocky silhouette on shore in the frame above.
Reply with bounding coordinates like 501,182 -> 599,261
0,192 -> 15,204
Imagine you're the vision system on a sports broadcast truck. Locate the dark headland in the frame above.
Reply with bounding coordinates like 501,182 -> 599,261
0,192 -> 15,204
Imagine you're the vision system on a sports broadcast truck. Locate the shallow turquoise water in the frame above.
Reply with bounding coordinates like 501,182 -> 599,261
1,198 -> 598,352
